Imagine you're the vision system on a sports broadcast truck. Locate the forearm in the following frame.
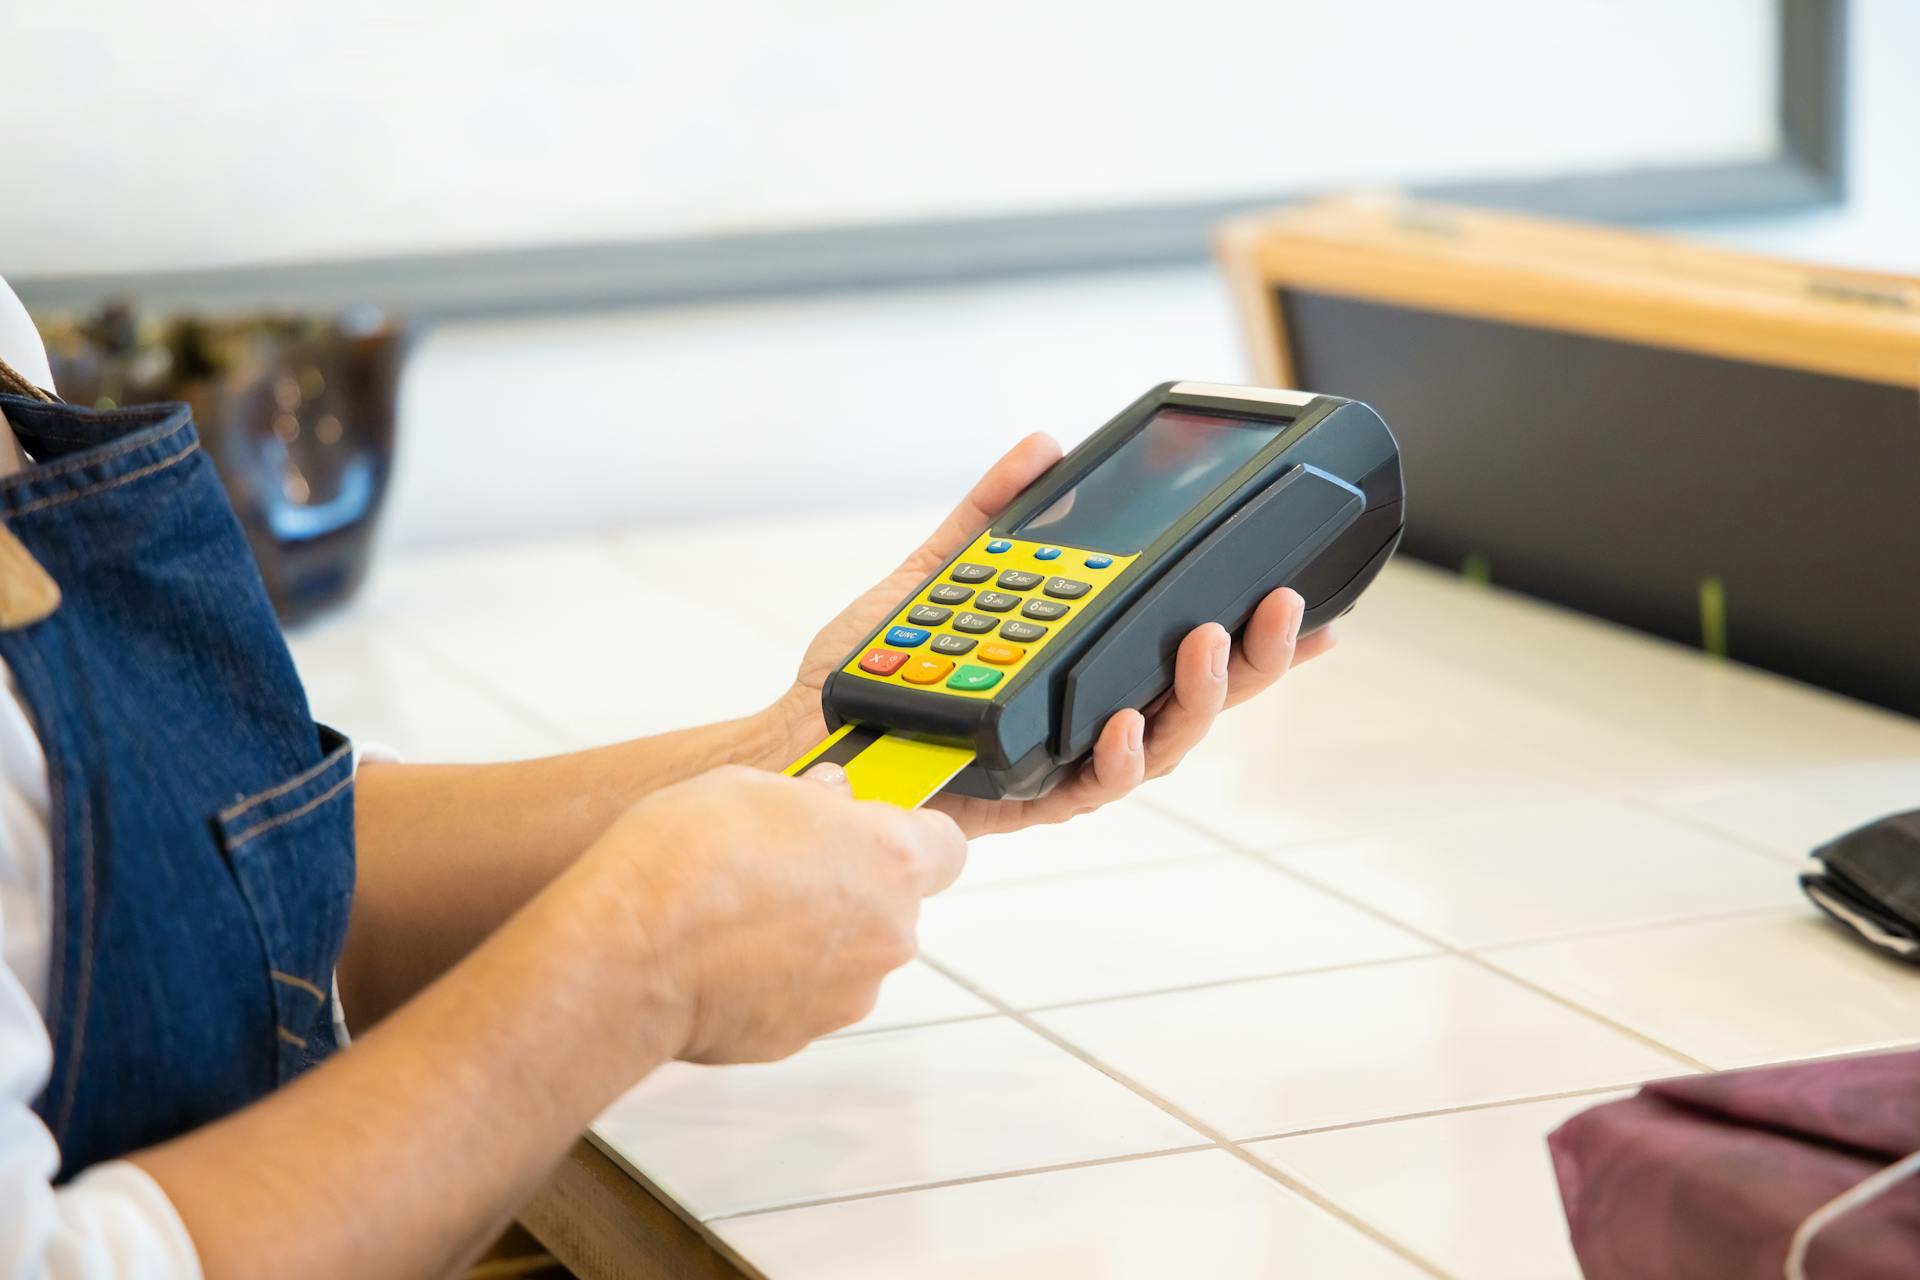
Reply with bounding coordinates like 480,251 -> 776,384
133,855 -> 676,1280
343,703 -> 798,1026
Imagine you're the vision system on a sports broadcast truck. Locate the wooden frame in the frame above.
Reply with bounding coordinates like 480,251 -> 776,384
1212,194 -> 1920,720
1216,195 -> 1920,391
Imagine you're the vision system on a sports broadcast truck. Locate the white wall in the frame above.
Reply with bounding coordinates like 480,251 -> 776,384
381,0 -> 1916,552
5,3 -> 1906,553
384,267 -> 1247,547
1682,0 -> 1920,273
3,0 -> 1774,275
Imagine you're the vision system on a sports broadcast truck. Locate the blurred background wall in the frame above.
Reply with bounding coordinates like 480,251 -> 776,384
3,0 -> 1910,553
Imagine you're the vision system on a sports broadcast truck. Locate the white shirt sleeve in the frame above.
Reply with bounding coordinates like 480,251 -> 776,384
0,272 -> 56,391
330,738 -> 399,1048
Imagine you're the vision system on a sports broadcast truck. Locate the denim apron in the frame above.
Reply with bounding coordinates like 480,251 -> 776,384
0,387 -> 356,1180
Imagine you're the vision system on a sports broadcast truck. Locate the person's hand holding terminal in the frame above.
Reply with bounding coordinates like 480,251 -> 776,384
772,432 -> 1335,834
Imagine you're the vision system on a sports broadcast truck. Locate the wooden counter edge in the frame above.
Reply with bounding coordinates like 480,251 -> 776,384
520,1139 -> 755,1280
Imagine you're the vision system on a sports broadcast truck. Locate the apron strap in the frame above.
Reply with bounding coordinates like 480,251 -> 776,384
0,352 -> 56,403
0,353 -> 65,627
0,521 -> 60,628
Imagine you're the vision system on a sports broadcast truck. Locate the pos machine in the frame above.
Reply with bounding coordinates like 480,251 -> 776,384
787,381 -> 1403,805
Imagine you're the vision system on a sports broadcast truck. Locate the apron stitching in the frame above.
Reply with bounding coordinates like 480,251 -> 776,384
226,773 -> 353,848
0,417 -> 192,488
9,439 -> 200,517
218,741 -> 353,822
275,1026 -> 307,1048
54,805 -> 95,1136
269,970 -> 327,1001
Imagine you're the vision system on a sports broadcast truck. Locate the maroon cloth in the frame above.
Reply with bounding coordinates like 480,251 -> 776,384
1550,1050 -> 1920,1279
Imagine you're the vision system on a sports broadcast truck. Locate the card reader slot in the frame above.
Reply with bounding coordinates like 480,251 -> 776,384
1056,465 -> 1365,761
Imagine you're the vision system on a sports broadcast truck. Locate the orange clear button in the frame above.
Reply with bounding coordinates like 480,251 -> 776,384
978,642 -> 1024,666
899,657 -> 955,685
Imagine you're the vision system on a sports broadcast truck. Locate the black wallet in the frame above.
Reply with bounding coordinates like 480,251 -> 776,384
1803,809 -> 1920,963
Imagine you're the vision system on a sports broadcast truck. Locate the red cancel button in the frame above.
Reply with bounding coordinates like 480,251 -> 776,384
858,648 -> 910,676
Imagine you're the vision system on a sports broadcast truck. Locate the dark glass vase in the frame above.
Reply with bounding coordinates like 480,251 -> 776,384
42,303 -> 407,626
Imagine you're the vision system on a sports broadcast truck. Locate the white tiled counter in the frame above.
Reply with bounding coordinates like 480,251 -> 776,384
289,513 -> 1920,1280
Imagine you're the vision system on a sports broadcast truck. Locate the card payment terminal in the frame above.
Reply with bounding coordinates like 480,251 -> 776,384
786,381 -> 1403,804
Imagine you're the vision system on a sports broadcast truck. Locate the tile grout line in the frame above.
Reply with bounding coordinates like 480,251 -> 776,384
292,627 -> 580,761
737,873 -> 1904,1234
703,1142 -> 1218,1223
1261,846 -> 1813,953
1129,784 -> 1780,958
836,948 -> 1534,1045
1138,800 -> 1718,1073
827,954 -> 1438,1045
1455,952 -> 1713,1073
822,1009 -> 1001,1041
1232,1078 -> 1652,1146
914,954 -> 1460,1280
1127,670 -> 1874,877
357,542 -> 692,747
374,619 -> 588,748
1632,792 -> 1819,868
1004,949 -> 1439,1015
1138,754 -> 1805,879
949,847 -> 1242,895
1134,779 -> 1798,951
1507,741 -> 1828,872
1466,901 -> 1807,955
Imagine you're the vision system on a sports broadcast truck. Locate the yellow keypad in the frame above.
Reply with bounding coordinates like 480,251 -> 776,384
841,534 -> 1136,700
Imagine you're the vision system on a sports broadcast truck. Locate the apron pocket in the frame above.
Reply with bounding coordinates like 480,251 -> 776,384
215,726 -> 357,1082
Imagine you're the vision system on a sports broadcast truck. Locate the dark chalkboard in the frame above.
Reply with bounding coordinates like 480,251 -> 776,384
1281,287 -> 1920,717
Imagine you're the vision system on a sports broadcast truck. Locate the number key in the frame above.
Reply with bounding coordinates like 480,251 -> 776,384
929,583 -> 974,605
1042,577 -> 1091,600
931,634 -> 977,656
950,562 -> 994,584
952,611 -> 999,634
996,569 -> 1043,591
1000,619 -> 1047,642
907,604 -> 953,626
1021,598 -> 1068,621
975,591 -> 1021,613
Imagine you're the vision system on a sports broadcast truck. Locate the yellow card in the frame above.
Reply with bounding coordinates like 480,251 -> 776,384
785,724 -> 976,809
